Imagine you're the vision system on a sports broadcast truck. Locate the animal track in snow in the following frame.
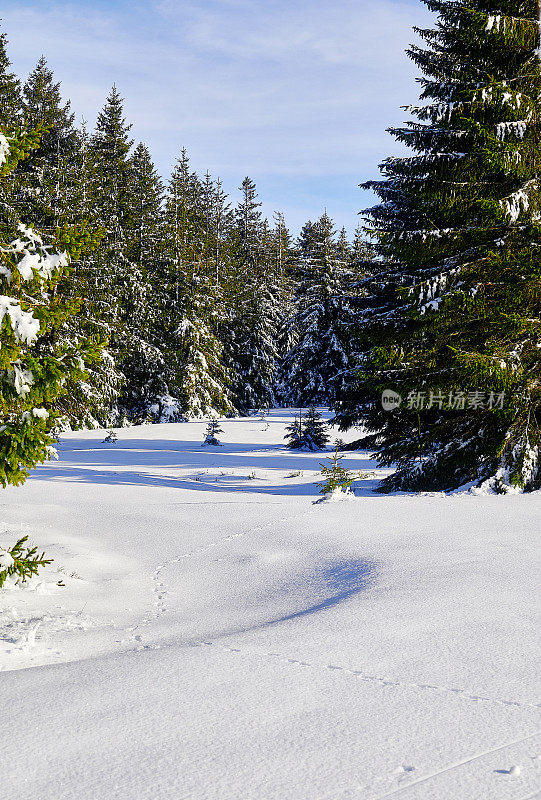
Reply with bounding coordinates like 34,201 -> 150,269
127,506 -> 315,641
367,731 -> 541,799
193,641 -> 540,712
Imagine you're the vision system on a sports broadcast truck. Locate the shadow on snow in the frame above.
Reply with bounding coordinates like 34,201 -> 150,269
30,438 -> 382,497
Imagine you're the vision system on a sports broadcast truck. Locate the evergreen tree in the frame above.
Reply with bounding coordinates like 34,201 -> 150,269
54,121 -> 122,427
18,57 -> 78,230
337,226 -> 352,262
209,176 -> 235,287
350,224 -> 375,270
0,28 -> 22,127
0,123 -> 102,485
0,28 -> 23,227
271,212 -> 292,277
229,279 -> 280,412
270,212 -> 296,401
163,151 -> 231,418
223,178 -> 283,413
234,176 -> 264,273
316,447 -> 358,497
280,213 -> 357,406
344,0 -> 541,492
90,86 -> 133,231
202,418 -> 223,446
87,86 -> 143,422
8,65 -> 115,429
119,142 -> 169,420
284,407 -> 329,450
331,226 -> 380,432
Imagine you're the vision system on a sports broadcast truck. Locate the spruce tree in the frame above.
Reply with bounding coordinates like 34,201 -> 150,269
347,0 -> 541,492
0,123 -> 102,485
284,407 -> 329,450
234,176 -> 264,273
280,213 -> 357,407
208,176 -> 235,287
0,28 -> 22,127
18,57 -> 78,231
88,86 -> 140,422
202,418 -> 224,446
331,226 -> 379,432
337,226 -> 352,263
54,121 -> 122,427
223,178 -> 281,413
90,86 -> 133,231
0,28 -> 23,227
119,142 -> 168,420
163,151 -> 231,418
270,212 -> 296,402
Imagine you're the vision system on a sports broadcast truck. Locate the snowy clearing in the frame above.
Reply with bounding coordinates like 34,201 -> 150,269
1,409 -> 539,800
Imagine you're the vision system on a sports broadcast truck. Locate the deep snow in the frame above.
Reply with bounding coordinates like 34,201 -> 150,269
0,409 -> 539,800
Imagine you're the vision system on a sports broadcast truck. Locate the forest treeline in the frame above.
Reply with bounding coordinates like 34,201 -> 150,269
0,38 -> 373,430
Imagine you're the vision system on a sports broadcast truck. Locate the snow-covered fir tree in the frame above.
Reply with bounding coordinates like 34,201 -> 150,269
339,0 -> 541,493
0,28 -> 21,128
56,120 -> 122,427
222,178 -> 287,413
0,28 -> 23,228
270,212 -> 296,397
280,213 -> 358,407
202,418 -> 223,446
118,142 -> 170,420
88,87 -> 158,423
0,124 -> 102,485
17,57 -> 78,231
163,150 -> 232,418
284,407 -> 329,451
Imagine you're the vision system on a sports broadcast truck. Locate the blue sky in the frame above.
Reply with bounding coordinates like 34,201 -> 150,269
1,0 -> 433,236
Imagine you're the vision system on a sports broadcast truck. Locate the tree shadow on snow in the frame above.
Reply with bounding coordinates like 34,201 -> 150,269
269,559 -> 377,624
190,558 -> 379,643
30,439 -> 383,497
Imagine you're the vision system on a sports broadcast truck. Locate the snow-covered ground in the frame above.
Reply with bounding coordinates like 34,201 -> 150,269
1,409 -> 539,800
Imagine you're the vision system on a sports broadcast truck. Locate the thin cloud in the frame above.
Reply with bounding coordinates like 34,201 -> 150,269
1,0 -> 433,233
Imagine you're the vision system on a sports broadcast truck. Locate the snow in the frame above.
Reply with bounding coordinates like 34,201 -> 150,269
0,409 -> 539,800
1,224 -> 69,283
0,132 -> 9,167
0,297 -> 41,346
486,14 -> 502,33
500,181 -> 538,223
0,550 -> 15,570
319,486 -> 354,503
496,120 -> 528,141
9,360 -> 34,396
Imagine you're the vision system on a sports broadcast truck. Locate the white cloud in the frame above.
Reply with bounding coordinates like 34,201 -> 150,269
1,0 -> 433,233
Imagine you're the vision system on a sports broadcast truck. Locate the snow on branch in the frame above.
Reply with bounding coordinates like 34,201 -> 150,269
0,296 -> 40,344
0,133 -> 10,168
1,224 -> 69,283
485,12 -> 541,32
495,120 -> 529,140
500,179 -> 538,223
7,360 -> 34,396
